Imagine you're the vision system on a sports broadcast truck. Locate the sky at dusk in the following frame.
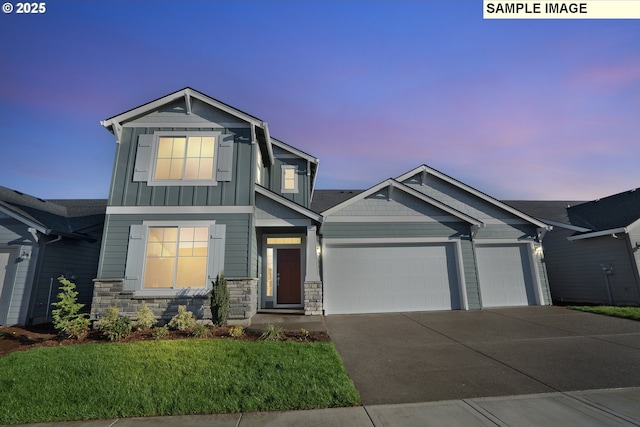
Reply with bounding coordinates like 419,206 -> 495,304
0,1 -> 638,202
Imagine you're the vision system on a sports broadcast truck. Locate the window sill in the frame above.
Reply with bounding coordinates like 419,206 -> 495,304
132,289 -> 211,299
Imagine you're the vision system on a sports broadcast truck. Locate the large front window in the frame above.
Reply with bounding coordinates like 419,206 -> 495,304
144,226 -> 208,288
154,136 -> 215,181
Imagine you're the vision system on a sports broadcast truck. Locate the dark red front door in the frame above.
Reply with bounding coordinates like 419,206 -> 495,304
277,248 -> 301,304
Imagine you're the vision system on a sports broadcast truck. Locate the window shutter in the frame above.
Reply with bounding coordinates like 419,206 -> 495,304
133,134 -> 154,181
216,134 -> 234,182
208,224 -> 226,283
124,224 -> 147,291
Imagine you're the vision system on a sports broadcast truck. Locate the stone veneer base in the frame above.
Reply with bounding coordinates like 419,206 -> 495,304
91,277 -> 259,322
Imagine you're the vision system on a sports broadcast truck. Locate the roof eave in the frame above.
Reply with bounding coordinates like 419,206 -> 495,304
255,186 -> 323,223
101,87 -> 265,134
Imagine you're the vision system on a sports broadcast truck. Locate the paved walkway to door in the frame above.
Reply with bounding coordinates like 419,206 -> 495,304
325,306 -> 640,405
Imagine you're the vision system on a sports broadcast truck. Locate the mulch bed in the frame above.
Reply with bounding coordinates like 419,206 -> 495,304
0,324 -> 330,357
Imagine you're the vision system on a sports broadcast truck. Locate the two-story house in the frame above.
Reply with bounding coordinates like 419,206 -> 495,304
92,87 -> 552,324
92,88 -> 322,323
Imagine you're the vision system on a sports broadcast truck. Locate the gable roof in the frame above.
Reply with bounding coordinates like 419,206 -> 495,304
270,137 -> 320,196
0,186 -> 106,240
100,87 -> 276,165
255,185 -> 323,223
322,178 -> 484,225
397,165 -> 550,229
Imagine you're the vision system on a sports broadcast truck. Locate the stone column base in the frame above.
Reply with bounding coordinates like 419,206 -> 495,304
304,281 -> 323,315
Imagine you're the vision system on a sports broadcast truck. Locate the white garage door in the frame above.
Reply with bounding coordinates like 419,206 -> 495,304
323,242 -> 461,314
476,244 -> 538,307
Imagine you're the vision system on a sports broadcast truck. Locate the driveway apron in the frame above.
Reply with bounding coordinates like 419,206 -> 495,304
325,306 -> 640,405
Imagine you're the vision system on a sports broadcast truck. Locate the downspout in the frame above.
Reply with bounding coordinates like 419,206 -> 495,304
623,234 -> 640,304
42,235 -> 63,322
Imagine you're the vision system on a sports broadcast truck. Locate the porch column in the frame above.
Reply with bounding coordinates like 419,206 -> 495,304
304,225 -> 320,282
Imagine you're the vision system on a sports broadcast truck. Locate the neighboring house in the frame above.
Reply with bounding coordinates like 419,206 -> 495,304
0,187 -> 105,325
508,191 -> 640,306
92,87 -> 553,323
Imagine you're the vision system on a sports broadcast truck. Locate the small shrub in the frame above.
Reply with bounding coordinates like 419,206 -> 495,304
211,273 -> 230,326
228,325 -> 245,338
168,305 -> 197,331
260,324 -> 284,341
191,323 -> 209,338
51,276 -> 90,340
134,302 -> 157,330
95,306 -> 132,341
298,328 -> 310,341
152,325 -> 169,339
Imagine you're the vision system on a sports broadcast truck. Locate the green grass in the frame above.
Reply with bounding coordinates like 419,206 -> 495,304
569,305 -> 640,321
0,339 -> 360,425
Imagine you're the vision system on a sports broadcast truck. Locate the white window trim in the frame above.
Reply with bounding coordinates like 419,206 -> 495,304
281,165 -> 298,194
128,220 -> 221,297
148,131 -> 222,186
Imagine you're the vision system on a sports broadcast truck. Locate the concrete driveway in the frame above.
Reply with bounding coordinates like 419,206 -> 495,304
325,306 -> 640,405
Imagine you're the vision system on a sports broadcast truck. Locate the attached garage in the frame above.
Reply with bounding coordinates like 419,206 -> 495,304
475,244 -> 540,307
323,241 -> 465,314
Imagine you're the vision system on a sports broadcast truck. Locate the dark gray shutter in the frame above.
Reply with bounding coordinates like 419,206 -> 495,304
216,134 -> 234,182
124,224 -> 147,291
133,134 -> 154,181
208,224 -> 226,283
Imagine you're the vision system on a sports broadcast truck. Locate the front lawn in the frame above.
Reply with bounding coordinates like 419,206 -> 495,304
569,305 -> 640,321
0,339 -> 359,425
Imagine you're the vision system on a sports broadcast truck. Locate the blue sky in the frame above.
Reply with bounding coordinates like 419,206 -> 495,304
0,1 -> 638,201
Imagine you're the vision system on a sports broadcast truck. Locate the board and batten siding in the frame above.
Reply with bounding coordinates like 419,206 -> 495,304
109,127 -> 254,207
97,213 -> 252,279
266,153 -> 311,208
544,228 -> 640,305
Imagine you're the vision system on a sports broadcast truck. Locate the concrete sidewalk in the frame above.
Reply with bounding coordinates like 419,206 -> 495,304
15,387 -> 640,426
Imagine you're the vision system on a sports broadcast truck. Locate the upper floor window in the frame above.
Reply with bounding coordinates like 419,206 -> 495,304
281,165 -> 298,193
155,136 -> 215,181
133,131 -> 234,186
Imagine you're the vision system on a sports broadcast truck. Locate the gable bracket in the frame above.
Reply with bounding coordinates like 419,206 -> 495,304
113,122 -> 123,144
470,224 -> 484,241
388,184 -> 394,201
185,92 -> 192,115
536,227 -> 549,242
421,170 -> 427,186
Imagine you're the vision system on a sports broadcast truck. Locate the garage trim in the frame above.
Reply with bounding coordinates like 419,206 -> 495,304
322,237 -> 469,312
474,240 -> 544,307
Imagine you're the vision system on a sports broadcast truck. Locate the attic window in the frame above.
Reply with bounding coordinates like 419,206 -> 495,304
281,165 -> 298,194
154,136 -> 215,181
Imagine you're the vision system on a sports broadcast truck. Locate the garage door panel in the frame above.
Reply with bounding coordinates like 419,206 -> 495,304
324,243 -> 460,314
476,244 -> 536,307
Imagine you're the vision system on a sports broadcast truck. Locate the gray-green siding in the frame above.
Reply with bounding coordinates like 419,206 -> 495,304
110,127 -> 254,207
98,213 -> 252,279
30,230 -> 102,324
265,151 -> 311,208
544,228 -> 640,305
321,221 -> 470,239
0,218 -> 38,325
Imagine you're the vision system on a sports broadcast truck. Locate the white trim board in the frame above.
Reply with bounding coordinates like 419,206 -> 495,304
106,206 -> 254,215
